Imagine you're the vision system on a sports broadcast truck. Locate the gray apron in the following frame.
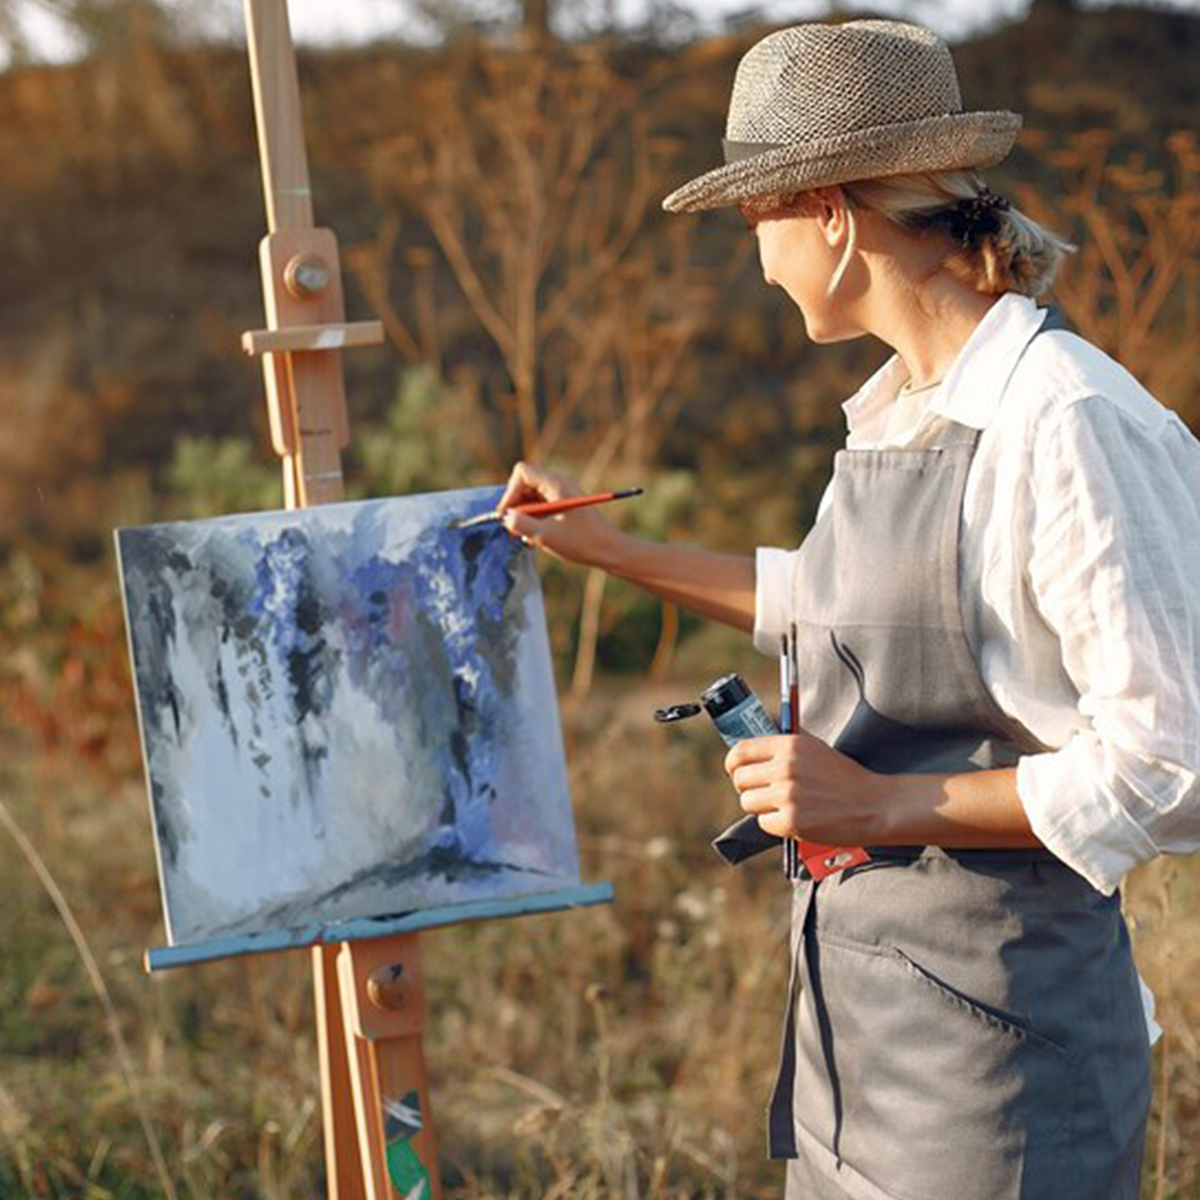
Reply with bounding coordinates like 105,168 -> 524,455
768,387 -> 1152,1198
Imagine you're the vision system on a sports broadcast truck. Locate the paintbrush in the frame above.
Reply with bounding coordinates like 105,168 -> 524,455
780,632 -> 796,879
451,487 -> 643,530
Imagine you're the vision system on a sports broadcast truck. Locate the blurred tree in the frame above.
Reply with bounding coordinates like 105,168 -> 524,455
0,0 -> 164,59
353,364 -> 497,497
1017,128 -> 1200,424
0,0 -> 226,63
359,42 -> 716,461
166,435 -> 279,517
354,39 -> 734,689
1030,0 -> 1076,17
44,0 -> 168,49
0,1 -> 31,63
390,0 -> 558,43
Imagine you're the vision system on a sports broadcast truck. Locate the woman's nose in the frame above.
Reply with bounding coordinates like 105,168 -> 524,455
755,241 -> 772,285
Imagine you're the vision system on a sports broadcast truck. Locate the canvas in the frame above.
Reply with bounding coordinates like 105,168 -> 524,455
116,487 -> 580,950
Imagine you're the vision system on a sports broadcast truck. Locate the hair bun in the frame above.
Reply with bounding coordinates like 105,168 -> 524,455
948,187 -> 1011,247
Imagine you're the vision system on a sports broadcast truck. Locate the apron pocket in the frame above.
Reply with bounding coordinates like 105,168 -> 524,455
795,932 -> 1075,1200
891,945 -> 1073,1062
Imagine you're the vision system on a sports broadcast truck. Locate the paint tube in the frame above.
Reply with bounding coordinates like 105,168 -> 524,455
653,672 -> 779,746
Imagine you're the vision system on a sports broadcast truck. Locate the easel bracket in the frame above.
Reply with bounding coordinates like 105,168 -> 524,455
242,226 -> 379,506
242,320 -> 385,356
337,936 -> 442,1200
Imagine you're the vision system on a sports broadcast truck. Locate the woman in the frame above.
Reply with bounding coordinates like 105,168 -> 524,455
498,19 -> 1200,1198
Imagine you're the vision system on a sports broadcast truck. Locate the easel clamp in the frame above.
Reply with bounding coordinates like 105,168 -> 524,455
242,321 -> 385,356
240,226 -> 383,491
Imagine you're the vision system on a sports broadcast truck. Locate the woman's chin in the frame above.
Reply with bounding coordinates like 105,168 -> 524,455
804,318 -> 859,345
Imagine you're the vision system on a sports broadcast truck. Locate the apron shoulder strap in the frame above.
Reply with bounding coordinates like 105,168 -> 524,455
1037,303 -> 1073,335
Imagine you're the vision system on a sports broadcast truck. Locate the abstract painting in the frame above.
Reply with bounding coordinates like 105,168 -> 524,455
116,487 -> 579,949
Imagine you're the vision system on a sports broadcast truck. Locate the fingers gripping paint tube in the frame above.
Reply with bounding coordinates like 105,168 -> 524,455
655,674 -> 781,867
654,673 -> 871,879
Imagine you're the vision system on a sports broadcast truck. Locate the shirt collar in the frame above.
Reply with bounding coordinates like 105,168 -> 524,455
841,292 -> 1051,438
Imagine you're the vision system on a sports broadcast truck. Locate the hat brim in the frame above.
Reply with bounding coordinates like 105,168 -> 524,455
661,111 -> 1022,214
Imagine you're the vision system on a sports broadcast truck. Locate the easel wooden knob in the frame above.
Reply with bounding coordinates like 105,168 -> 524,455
368,963 -> 417,1012
286,252 -> 334,298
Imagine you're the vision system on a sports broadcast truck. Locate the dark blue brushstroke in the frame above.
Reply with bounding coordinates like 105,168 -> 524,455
329,488 -> 524,867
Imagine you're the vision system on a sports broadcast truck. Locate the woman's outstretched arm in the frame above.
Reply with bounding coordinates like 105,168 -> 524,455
498,461 -> 756,632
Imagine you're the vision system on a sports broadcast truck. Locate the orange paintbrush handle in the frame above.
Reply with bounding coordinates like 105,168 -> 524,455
454,487 -> 644,529
513,488 -> 643,518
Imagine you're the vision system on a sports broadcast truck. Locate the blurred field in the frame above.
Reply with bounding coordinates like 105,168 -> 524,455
1,654 -> 1199,1197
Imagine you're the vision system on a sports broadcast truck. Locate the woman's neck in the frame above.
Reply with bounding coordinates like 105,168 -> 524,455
868,266 -> 1001,390
845,218 -> 1003,388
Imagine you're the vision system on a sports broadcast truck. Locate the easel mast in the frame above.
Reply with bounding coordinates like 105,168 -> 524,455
240,2 -> 441,1195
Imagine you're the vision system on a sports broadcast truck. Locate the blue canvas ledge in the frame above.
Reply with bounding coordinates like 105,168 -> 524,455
144,882 -> 615,972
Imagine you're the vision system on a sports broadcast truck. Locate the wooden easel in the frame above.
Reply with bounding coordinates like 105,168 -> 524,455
239,2 -> 440,1195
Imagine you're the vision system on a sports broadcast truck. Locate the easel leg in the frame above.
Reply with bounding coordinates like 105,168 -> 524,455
282,452 -> 300,510
315,945 -> 367,1199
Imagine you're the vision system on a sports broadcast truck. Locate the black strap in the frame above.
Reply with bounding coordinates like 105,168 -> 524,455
1038,303 -> 1073,334
712,814 -> 781,865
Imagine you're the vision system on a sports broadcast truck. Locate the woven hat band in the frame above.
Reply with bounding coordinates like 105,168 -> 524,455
722,138 -> 785,164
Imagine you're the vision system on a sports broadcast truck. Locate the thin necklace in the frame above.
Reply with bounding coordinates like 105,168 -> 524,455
898,377 -> 943,396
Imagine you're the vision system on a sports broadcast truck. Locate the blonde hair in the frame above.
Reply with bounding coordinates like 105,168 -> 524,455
746,171 -> 1076,300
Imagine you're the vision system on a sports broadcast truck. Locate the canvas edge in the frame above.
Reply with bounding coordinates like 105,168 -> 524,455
116,483 -> 505,537
113,526 -> 181,946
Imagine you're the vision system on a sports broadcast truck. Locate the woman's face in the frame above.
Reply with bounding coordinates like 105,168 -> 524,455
740,192 -> 857,343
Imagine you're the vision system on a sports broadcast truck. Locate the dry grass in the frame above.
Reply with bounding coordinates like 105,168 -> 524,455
0,669 -> 1198,1197
1126,857 -> 1200,1200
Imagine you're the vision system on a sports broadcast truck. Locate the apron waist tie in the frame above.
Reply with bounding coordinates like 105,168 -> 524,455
768,880 -> 815,1158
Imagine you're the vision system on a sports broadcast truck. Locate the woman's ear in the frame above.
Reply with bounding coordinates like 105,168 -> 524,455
813,186 -> 850,246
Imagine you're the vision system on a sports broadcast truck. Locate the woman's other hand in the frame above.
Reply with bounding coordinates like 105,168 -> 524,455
724,731 -> 886,844
498,461 -> 624,568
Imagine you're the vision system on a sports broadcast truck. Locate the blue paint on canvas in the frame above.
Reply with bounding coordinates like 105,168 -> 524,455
116,487 -> 580,947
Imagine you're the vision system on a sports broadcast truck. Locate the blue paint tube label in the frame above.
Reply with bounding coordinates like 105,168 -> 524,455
709,694 -> 779,747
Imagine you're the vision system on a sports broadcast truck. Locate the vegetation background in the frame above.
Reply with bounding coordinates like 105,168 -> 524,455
1,0 -> 1199,1194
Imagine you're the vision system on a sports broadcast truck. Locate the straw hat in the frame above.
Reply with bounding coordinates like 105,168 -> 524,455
662,20 -> 1021,214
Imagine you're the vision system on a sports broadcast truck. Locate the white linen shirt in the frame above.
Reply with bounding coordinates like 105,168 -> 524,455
754,291 -> 1200,910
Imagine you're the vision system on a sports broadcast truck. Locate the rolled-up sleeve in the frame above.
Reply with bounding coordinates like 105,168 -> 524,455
753,480 -> 837,656
1016,396 -> 1200,895
753,546 -> 796,656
